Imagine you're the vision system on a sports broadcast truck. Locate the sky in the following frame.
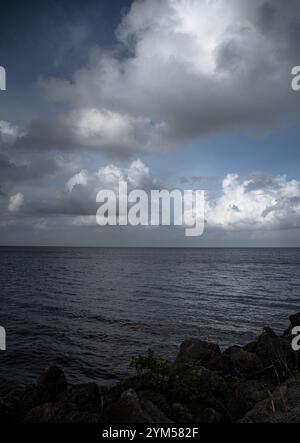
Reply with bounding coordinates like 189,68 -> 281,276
1,0 -> 300,247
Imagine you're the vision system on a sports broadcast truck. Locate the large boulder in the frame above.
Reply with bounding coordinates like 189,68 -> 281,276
105,389 -> 173,423
37,366 -> 67,400
284,312 -> 300,337
18,366 -> 67,418
241,377 -> 300,423
25,383 -> 102,424
138,391 -> 171,418
227,379 -> 274,422
24,403 -> 60,423
207,346 -> 263,378
174,340 -> 221,370
254,328 -> 297,380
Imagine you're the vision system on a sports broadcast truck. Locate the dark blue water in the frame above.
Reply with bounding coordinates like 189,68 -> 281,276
0,247 -> 299,394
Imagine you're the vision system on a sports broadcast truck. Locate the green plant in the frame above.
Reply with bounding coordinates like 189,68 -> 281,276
131,350 -> 170,391
131,351 -> 238,417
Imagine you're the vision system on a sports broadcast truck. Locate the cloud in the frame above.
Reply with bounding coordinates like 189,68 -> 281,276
22,159 -> 157,217
0,151 -> 66,194
0,120 -> 20,144
15,108 -> 166,155
8,192 -> 25,213
11,157 -> 300,235
0,119 -> 85,194
20,0 -> 299,156
206,172 -> 300,231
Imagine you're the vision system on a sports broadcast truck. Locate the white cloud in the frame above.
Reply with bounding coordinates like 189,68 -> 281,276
0,120 -> 19,144
22,159 -> 156,218
17,158 -> 300,235
66,170 -> 89,192
206,172 -> 300,231
35,0 -> 300,156
8,192 -> 25,213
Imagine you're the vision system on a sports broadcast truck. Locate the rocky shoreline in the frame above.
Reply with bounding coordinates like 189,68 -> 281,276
1,313 -> 300,424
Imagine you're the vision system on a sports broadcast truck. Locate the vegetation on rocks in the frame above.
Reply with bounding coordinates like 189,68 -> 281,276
1,312 -> 300,423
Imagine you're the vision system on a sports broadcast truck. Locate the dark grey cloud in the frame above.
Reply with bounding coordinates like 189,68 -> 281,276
19,159 -> 156,218
257,2 -> 276,31
0,152 -> 63,194
24,0 -> 298,157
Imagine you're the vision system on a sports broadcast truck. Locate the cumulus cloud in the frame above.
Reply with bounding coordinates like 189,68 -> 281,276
206,172 -> 300,231
15,108 -> 166,155
17,0 -> 298,156
22,159 -> 157,218
12,157 -> 300,235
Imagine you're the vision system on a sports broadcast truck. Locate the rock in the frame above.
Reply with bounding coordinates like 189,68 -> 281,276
171,403 -> 193,423
241,377 -> 300,423
290,313 -> 300,328
199,408 -> 221,424
105,389 -> 173,424
37,366 -> 67,400
24,403 -> 59,423
0,396 -> 17,423
138,391 -> 171,418
284,312 -> 300,337
25,383 -> 102,424
18,385 -> 49,418
108,375 -> 149,403
254,328 -> 297,380
227,379 -> 274,422
58,383 -> 101,412
18,366 -> 67,418
207,346 -> 263,378
243,341 -> 257,353
174,340 -> 221,370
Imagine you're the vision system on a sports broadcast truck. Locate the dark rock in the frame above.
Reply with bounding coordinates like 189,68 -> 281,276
58,383 -> 101,412
241,377 -> 300,423
0,396 -> 18,423
227,379 -> 274,422
107,375 -> 150,403
171,403 -> 193,423
174,340 -> 221,370
254,328 -> 297,379
24,403 -> 59,423
290,313 -> 300,328
207,346 -> 263,378
138,391 -> 171,418
284,312 -> 300,337
243,341 -> 258,353
200,408 -> 221,424
18,366 -> 67,418
105,389 -> 173,423
25,383 -> 102,424
37,366 -> 67,400
18,385 -> 49,418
